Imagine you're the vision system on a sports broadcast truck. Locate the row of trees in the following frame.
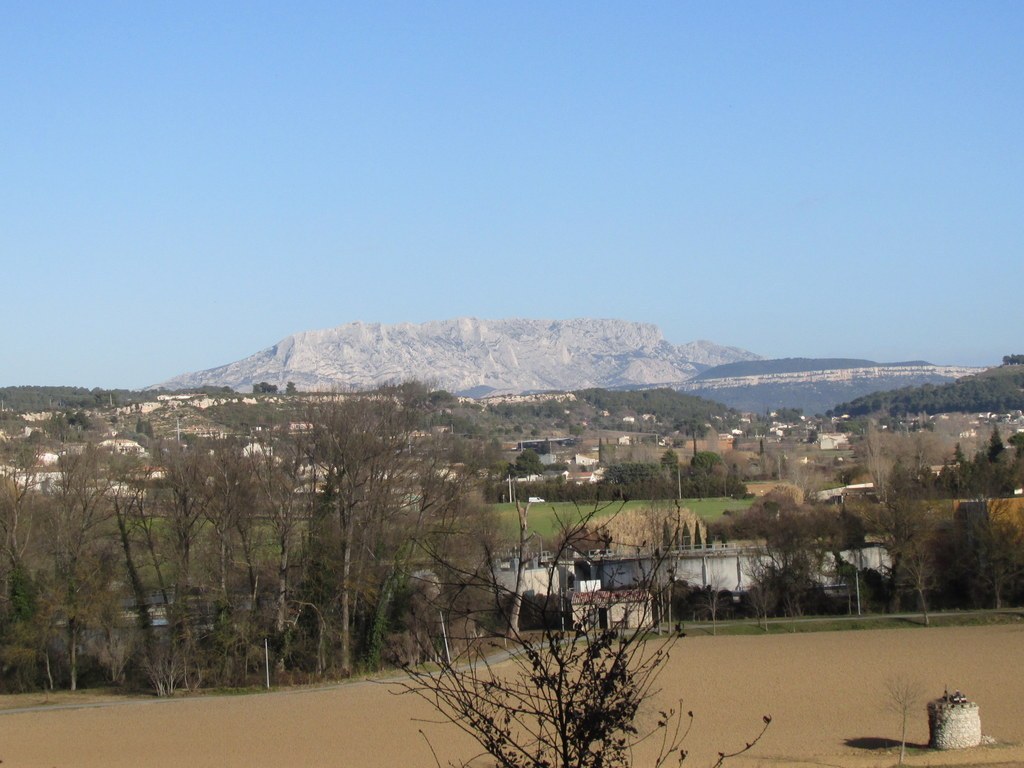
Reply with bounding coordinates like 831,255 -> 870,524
707,425 -> 1024,623
489,449 -> 747,504
0,384 -> 495,694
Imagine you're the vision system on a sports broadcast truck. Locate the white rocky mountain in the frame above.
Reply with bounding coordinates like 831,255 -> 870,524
154,318 -> 760,396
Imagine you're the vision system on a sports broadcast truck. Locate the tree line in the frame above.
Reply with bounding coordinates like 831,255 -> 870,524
487,448 -> 747,504
707,425 -> 1024,623
0,384 -> 495,694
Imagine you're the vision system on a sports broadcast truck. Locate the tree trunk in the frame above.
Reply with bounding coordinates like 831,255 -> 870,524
68,618 -> 78,691
274,538 -> 290,673
115,508 -> 153,651
507,501 -> 529,637
340,535 -> 353,676
276,539 -> 289,634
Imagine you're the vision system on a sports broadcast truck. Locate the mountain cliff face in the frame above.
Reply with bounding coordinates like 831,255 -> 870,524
681,359 -> 983,414
154,318 -> 761,396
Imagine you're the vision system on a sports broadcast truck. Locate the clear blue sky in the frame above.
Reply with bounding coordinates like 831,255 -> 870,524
2,2 -> 1021,388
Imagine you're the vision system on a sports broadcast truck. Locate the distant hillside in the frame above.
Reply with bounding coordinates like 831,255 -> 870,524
689,358 -> 929,381
681,358 -> 981,415
828,365 -> 1024,417
154,318 -> 760,395
574,387 -> 734,426
0,386 -> 149,413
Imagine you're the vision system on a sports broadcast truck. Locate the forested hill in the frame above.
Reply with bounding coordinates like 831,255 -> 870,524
0,386 -> 147,412
0,385 -> 232,413
828,365 -> 1024,417
574,387 -> 734,425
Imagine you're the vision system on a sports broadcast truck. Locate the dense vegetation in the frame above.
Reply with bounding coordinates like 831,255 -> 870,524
0,384 -> 505,694
0,386 -> 145,412
574,387 -> 736,430
829,366 -> 1024,417
0,386 -> 243,413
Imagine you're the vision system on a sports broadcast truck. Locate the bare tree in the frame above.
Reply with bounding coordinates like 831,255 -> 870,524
305,384 -> 429,676
898,519 -> 939,626
251,431 -> 309,667
44,445 -> 116,690
202,439 -> 267,684
506,497 -> 533,638
0,442 -> 44,594
107,455 -> 157,650
864,422 -> 893,502
156,441 -> 213,690
885,675 -> 924,765
857,489 -> 939,617
698,569 -> 727,636
402,509 -> 771,768
205,441 -> 254,601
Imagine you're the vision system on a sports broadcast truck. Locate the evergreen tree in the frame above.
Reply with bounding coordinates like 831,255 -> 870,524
987,427 -> 1005,463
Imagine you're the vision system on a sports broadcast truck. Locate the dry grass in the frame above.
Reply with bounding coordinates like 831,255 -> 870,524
0,624 -> 1021,767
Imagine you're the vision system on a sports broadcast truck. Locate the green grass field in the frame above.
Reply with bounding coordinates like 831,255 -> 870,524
492,497 -> 755,540
679,608 -> 1024,637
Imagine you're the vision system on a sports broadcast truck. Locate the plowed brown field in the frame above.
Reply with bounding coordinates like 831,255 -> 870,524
1,624 -> 1022,767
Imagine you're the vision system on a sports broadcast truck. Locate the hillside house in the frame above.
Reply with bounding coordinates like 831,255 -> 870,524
817,433 -> 849,451
568,468 -> 603,484
99,438 -> 146,456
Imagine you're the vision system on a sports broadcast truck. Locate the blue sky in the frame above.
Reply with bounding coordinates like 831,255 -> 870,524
2,2 -> 1021,388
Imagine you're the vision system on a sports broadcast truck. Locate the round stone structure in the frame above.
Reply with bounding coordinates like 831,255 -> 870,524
927,692 -> 981,750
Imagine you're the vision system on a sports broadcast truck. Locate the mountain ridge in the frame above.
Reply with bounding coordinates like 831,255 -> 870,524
153,318 -> 982,411
154,318 -> 761,396
682,359 -> 983,414
689,357 -> 935,380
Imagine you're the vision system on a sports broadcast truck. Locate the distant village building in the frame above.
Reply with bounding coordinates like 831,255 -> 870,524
99,438 -> 146,456
242,442 -> 272,458
817,433 -> 850,451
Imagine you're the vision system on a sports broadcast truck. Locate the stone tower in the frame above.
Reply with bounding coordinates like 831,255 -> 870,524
927,691 -> 981,750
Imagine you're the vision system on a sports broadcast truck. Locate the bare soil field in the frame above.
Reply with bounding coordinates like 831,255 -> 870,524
1,624 -> 1022,768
